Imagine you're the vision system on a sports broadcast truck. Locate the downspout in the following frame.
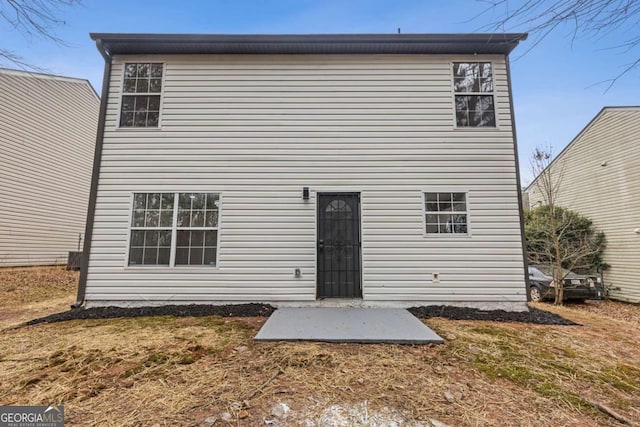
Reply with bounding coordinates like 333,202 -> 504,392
505,54 -> 531,302
72,39 -> 111,309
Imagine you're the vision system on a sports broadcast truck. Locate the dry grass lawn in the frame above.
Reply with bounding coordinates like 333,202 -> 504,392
1,266 -> 639,426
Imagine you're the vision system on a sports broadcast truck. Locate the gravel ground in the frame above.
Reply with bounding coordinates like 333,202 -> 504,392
25,303 -> 576,326
409,305 -> 578,325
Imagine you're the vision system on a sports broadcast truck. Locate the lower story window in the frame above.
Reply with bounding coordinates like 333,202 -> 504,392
424,192 -> 468,235
128,192 -> 220,266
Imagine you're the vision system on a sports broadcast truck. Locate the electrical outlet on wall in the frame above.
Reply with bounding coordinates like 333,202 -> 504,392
432,272 -> 440,283
294,268 -> 302,278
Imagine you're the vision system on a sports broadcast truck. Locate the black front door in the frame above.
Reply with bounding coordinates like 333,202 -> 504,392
317,193 -> 362,298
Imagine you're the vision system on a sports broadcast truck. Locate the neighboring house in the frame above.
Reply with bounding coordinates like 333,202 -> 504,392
0,68 -> 99,267
76,33 -> 529,309
527,107 -> 640,303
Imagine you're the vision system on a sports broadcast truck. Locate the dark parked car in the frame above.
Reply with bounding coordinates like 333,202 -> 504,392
528,265 -> 600,302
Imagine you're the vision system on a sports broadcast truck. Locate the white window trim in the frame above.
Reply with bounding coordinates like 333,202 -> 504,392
422,189 -> 472,238
450,60 -> 499,130
124,192 -> 222,269
116,61 -> 165,131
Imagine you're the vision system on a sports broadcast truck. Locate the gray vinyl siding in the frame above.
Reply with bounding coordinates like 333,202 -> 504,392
85,54 -> 526,305
528,108 -> 640,303
0,70 -> 99,266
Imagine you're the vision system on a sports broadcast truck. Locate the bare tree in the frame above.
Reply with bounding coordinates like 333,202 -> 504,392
0,0 -> 80,68
478,0 -> 640,87
527,145 -> 606,304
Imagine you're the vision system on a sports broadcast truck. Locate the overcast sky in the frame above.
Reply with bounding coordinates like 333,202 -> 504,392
2,0 -> 638,183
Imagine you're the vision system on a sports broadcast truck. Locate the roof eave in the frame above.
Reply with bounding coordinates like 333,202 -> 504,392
90,33 -> 528,57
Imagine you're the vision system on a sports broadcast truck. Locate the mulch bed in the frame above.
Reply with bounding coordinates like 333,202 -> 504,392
25,303 -> 576,326
25,303 -> 276,325
409,305 -> 578,325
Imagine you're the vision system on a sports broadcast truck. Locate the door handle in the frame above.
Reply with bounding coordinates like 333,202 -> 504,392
318,240 -> 324,251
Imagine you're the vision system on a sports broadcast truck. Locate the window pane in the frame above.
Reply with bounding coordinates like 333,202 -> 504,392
147,193 -> 161,209
150,63 -> 163,77
439,201 -> 453,212
204,230 -> 217,246
205,210 -> 218,227
453,63 -> 479,92
456,95 -> 495,128
453,215 -> 468,233
452,193 -> 466,202
177,211 -> 190,227
161,193 -> 174,209
437,215 -> 450,233
191,194 -> 206,209
475,95 -> 494,115
160,210 -> 173,227
145,230 -> 159,246
455,95 -> 470,124
190,231 -> 204,247
425,193 -> 437,202
130,230 -> 144,246
179,193 -> 192,209
455,109 -> 470,127
143,247 -> 158,264
129,247 -> 143,265
134,96 -> 149,112
145,210 -> 159,227
479,111 -> 496,128
123,79 -> 136,93
134,112 -> 147,127
426,202 -> 438,212
175,247 -> 189,265
147,112 -> 159,127
133,193 -> 147,209
189,248 -> 203,265
206,194 -> 219,209
452,202 -> 466,212
204,247 -> 217,265
136,78 -> 150,93
426,214 -> 439,224
191,210 -> 205,227
148,95 -> 160,111
137,63 -> 150,77
150,78 -> 162,93
426,223 -> 439,234
480,63 -> 493,92
122,96 -> 135,111
132,209 -> 145,227
460,95 -> 494,127
158,231 -> 172,247
120,112 -> 134,127
177,230 -> 190,247
453,62 -> 492,93
157,248 -> 170,265
438,193 -> 453,204
125,64 -> 137,78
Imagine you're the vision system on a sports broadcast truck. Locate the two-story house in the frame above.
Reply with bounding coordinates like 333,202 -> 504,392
0,68 -> 99,267
76,33 -> 529,310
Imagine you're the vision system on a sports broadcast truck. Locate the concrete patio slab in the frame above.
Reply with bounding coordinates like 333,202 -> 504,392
254,307 -> 444,344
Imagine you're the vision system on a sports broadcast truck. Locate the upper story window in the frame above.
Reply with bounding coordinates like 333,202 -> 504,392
120,63 -> 163,128
425,192 -> 469,235
453,62 -> 495,128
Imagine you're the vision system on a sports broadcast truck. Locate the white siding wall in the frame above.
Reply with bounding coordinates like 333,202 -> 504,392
528,108 -> 640,303
86,54 -> 526,306
0,70 -> 99,266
